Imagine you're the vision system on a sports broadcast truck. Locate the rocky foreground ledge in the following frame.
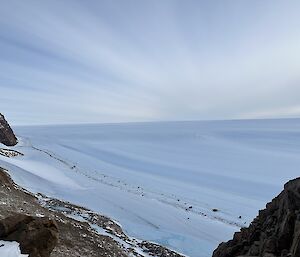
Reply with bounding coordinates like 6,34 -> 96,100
0,168 -> 184,257
213,178 -> 300,257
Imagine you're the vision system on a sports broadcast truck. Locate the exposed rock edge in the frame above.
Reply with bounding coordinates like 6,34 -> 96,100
0,113 -> 17,146
212,177 -> 300,257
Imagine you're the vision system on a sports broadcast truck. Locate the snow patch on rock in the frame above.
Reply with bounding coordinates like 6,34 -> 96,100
0,241 -> 28,257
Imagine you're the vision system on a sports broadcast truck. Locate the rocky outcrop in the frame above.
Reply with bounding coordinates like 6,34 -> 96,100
0,214 -> 58,257
213,178 -> 300,257
0,113 -> 17,146
0,167 -> 185,257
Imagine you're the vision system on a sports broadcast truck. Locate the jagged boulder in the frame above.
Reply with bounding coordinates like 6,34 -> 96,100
0,213 -> 58,257
212,178 -> 300,257
0,113 -> 17,146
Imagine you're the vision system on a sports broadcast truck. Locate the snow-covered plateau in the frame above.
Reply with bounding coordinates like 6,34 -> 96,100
1,119 -> 300,257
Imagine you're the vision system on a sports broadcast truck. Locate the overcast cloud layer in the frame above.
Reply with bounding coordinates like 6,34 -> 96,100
0,0 -> 300,125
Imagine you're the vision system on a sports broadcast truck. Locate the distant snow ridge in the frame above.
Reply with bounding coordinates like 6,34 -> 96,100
0,241 -> 28,257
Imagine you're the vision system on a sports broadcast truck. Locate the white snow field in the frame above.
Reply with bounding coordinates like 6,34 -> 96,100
1,119 -> 300,256
0,241 -> 28,257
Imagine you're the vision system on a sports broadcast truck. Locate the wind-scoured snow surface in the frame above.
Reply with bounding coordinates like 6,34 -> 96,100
1,119 -> 300,256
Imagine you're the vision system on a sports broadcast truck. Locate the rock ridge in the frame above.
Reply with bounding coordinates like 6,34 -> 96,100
0,113 -> 17,146
212,177 -> 300,257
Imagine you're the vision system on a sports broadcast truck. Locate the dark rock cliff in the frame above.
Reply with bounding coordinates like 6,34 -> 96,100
213,178 -> 300,257
0,113 -> 17,146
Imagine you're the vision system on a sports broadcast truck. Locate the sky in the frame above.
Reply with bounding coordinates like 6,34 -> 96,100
0,0 -> 300,125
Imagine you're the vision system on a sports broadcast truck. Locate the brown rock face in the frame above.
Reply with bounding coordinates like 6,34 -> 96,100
0,213 -> 58,257
212,178 -> 300,257
0,113 -> 17,146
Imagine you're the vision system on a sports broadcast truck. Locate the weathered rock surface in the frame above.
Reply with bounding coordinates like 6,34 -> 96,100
0,168 -> 129,257
0,213 -> 59,257
213,177 -> 300,257
0,113 -> 17,146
